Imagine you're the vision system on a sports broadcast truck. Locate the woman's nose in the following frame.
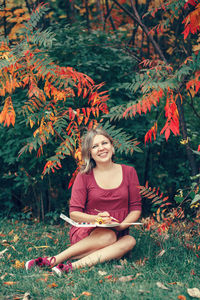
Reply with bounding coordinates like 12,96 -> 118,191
98,144 -> 104,150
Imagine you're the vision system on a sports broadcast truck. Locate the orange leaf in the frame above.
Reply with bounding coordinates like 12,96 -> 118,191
47,282 -> 58,288
104,275 -> 112,279
177,295 -> 186,300
3,281 -> 17,285
81,291 -> 92,296
12,260 -> 25,269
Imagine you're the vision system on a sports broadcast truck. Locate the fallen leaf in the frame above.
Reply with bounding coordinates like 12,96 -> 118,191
138,289 -> 150,294
22,292 -> 31,300
1,240 -> 10,247
157,249 -> 166,257
7,253 -> 11,259
12,260 -> 25,269
113,264 -> 124,269
81,291 -> 92,296
133,273 -> 142,280
8,229 -> 14,236
113,289 -> 122,294
80,269 -> 88,273
0,248 -> 8,258
13,234 -> 20,243
33,246 -> 50,249
98,270 -> 107,276
120,258 -> 128,265
104,275 -> 113,280
177,295 -> 186,300
135,257 -> 148,266
118,275 -> 134,282
156,282 -> 169,290
0,273 -> 8,280
187,288 -> 200,298
0,233 -> 6,237
10,245 -> 17,252
47,282 -> 58,288
3,281 -> 17,285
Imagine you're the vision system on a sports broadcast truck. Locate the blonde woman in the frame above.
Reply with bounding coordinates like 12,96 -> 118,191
26,128 -> 141,276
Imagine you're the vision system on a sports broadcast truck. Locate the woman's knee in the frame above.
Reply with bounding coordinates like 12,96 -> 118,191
122,235 -> 136,251
91,229 -> 117,247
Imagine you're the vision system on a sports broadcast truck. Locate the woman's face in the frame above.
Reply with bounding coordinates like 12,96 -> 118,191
90,134 -> 114,165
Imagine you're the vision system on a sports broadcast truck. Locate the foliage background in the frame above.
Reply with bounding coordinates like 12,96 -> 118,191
0,0 -> 199,220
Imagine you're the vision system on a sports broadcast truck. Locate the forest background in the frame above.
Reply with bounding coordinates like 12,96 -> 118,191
0,0 -> 199,224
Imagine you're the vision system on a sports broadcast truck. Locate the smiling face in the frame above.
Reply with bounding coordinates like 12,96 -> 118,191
90,134 -> 114,165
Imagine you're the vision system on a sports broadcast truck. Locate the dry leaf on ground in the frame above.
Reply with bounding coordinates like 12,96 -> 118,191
0,248 -> 8,258
157,249 -> 166,257
98,270 -> 107,276
13,234 -> 20,243
22,292 -> 31,300
3,281 -> 17,285
187,288 -> 200,298
156,282 -> 169,290
120,259 -> 128,265
47,282 -> 58,288
113,264 -> 124,269
118,275 -> 134,282
0,273 -> 8,280
177,295 -> 186,300
12,259 -> 25,269
81,291 -> 92,296
8,229 -> 14,236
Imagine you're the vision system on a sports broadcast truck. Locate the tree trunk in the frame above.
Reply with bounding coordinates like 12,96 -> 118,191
96,0 -> 104,28
176,95 -> 198,176
85,0 -> 91,32
3,0 -> 7,38
65,0 -> 75,24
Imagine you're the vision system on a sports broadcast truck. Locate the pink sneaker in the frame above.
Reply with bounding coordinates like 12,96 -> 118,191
25,256 -> 56,270
52,262 -> 72,276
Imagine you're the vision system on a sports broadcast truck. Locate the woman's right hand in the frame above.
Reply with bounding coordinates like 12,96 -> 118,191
96,211 -> 112,224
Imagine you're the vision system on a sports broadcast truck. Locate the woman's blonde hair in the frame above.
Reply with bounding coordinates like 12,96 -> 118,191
80,128 -> 114,174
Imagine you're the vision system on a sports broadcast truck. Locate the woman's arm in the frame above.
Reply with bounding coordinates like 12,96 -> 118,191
70,211 -> 112,224
114,210 -> 141,231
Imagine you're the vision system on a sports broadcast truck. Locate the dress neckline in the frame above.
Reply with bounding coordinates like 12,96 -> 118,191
92,164 -> 124,191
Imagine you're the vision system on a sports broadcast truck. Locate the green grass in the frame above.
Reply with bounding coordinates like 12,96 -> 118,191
0,217 -> 200,300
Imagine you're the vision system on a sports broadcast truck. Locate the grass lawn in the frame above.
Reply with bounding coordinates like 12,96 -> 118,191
0,216 -> 200,300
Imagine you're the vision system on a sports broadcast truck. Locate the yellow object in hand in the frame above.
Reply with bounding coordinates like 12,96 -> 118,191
95,217 -> 105,225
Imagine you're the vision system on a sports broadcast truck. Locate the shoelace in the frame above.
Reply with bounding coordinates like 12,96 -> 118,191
57,261 -> 72,272
35,256 -> 56,267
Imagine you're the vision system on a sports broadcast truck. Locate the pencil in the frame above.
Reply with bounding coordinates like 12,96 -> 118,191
94,209 -> 119,222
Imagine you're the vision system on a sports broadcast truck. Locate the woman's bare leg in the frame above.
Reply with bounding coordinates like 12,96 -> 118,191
52,228 -> 117,265
71,235 -> 136,269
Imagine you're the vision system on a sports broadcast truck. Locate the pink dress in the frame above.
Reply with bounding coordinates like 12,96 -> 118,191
69,164 -> 141,245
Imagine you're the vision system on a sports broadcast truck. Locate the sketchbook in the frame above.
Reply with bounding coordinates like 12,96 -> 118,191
60,213 -> 143,228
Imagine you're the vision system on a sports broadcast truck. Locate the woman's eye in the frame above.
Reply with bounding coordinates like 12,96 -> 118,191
92,145 -> 97,149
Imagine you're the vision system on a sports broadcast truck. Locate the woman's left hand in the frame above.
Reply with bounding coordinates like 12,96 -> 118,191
114,224 -> 126,231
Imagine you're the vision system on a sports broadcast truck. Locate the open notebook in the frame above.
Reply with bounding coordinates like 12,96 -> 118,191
60,213 -> 143,228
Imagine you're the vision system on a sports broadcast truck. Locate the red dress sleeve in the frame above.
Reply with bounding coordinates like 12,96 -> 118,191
128,166 -> 142,211
69,173 -> 87,213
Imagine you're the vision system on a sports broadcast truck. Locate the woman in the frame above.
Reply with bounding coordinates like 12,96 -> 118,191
26,128 -> 142,276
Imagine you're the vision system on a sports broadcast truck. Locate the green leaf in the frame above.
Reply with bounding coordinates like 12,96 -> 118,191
191,194 -> 200,205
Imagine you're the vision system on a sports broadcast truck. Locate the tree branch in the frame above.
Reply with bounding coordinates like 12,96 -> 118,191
111,0 -> 198,176
112,0 -> 167,63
